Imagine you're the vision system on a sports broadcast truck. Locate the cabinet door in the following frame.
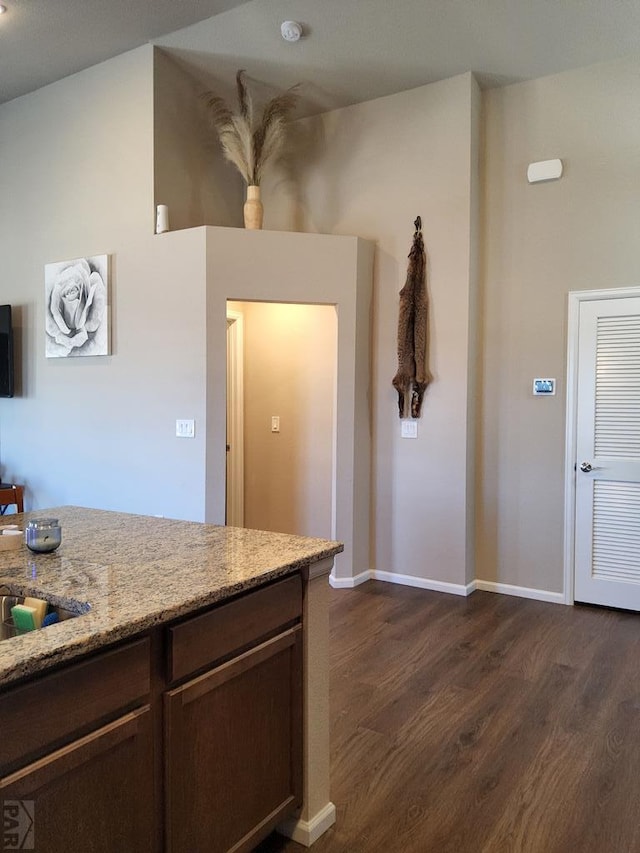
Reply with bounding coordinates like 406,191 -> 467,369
165,625 -> 302,853
1,707 -> 154,853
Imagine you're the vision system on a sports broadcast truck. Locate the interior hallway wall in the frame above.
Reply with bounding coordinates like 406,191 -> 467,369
231,301 -> 336,539
205,228 -> 373,581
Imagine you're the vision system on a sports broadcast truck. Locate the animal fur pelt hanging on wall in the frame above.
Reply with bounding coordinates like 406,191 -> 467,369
392,216 -> 430,418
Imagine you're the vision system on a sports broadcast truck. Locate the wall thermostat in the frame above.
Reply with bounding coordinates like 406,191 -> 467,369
533,378 -> 556,395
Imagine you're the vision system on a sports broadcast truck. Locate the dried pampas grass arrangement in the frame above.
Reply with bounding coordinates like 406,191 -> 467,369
203,70 -> 300,186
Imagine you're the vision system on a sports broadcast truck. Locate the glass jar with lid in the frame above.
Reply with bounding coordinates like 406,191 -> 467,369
25,518 -> 62,553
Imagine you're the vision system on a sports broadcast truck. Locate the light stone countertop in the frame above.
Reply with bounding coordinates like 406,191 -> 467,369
0,506 -> 343,689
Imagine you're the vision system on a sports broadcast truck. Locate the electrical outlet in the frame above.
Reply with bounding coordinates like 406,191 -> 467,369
176,419 -> 195,438
271,416 -> 280,433
401,420 -> 418,439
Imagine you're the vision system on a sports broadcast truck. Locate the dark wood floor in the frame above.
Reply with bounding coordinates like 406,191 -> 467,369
257,581 -> 640,853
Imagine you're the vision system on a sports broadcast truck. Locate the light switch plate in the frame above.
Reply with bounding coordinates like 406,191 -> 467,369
271,416 -> 280,433
176,419 -> 195,438
401,420 -> 418,438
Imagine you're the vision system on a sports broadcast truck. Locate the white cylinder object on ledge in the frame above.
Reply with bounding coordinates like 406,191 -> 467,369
156,204 -> 169,234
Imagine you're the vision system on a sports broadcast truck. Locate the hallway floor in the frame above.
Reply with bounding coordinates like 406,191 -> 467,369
258,581 -> 640,853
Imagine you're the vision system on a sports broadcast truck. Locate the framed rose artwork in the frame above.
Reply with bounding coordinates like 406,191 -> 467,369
44,255 -> 110,357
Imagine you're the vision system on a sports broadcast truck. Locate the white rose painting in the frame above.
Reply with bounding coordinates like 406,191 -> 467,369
45,255 -> 109,357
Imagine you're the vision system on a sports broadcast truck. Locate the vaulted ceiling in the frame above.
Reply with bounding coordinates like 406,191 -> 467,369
2,0 -> 639,110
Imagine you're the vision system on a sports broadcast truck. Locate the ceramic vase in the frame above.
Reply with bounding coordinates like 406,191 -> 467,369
243,185 -> 264,230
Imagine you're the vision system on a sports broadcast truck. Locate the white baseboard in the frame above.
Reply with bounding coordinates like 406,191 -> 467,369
475,579 -> 565,605
372,570 -> 474,596
331,569 -> 473,596
330,571 -> 564,604
329,570 -> 371,588
278,802 -> 336,847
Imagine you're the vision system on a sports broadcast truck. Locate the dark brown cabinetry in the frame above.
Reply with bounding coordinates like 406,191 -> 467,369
1,707 -> 154,853
0,573 -> 303,853
0,639 -> 154,853
165,572 -> 303,853
166,627 -> 302,853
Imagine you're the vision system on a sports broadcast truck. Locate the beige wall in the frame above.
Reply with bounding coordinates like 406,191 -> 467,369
231,301 -> 336,538
6,31 -> 637,598
0,47 -> 213,519
478,57 -> 640,592
265,73 -> 481,589
153,48 -> 243,231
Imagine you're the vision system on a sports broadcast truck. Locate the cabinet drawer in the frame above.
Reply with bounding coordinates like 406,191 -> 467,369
167,573 -> 302,682
0,638 -> 150,773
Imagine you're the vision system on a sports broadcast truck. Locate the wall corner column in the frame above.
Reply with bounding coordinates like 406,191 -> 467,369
279,558 -> 336,846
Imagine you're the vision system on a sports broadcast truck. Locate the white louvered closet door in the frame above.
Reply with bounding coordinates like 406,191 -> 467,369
574,296 -> 640,609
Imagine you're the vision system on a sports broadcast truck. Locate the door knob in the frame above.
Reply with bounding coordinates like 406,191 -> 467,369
580,461 -> 593,472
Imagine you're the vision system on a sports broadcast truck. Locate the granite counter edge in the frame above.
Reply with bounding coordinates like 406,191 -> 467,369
0,546 -> 341,689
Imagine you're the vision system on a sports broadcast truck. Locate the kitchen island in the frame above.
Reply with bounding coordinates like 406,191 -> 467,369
0,507 -> 342,852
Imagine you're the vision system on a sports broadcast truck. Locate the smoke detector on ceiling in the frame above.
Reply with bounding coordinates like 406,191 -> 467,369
281,21 -> 303,42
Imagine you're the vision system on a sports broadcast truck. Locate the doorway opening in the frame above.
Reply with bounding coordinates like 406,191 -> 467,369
226,300 -> 338,540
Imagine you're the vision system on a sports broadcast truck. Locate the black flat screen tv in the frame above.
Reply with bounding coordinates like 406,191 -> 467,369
0,305 -> 14,398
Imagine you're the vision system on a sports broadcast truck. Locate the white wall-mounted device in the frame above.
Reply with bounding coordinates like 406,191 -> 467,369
527,159 -> 563,184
